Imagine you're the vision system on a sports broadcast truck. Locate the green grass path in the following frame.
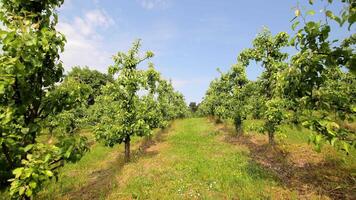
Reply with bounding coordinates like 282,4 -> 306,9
3,118 -> 354,199
107,118 -> 282,199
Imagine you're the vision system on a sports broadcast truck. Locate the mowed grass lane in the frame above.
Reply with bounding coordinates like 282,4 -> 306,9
107,118 -> 285,199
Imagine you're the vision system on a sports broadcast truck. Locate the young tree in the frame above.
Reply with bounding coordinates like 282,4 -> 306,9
240,29 -> 290,144
189,102 -> 198,113
208,74 -> 231,123
198,59 -> 248,135
94,40 -> 156,162
227,63 -> 249,135
156,78 -> 189,123
94,40 -> 188,162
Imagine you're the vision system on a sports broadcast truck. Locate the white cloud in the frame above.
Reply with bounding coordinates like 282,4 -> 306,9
171,78 -> 207,89
85,9 -> 114,29
57,9 -> 115,72
171,79 -> 190,89
137,0 -> 169,10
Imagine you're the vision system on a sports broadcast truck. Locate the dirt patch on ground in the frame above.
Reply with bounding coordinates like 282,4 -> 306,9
63,125 -> 173,200
216,123 -> 356,200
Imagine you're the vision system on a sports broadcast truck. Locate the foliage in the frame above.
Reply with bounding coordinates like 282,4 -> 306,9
189,102 -> 198,113
0,0 -> 90,198
245,82 -> 265,120
243,29 -> 289,144
93,40 -> 188,162
0,0 -> 355,198
200,29 -> 289,141
200,1 -> 355,151
66,66 -> 113,104
284,0 -> 356,152
198,57 -> 249,134
41,66 -> 113,136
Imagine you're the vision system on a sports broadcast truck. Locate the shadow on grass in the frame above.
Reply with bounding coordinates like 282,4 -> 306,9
66,127 -> 171,200
219,125 -> 355,200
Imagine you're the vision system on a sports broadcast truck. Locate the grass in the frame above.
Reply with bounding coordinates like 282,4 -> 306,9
2,118 -> 355,199
38,144 -> 117,199
221,117 -> 356,199
106,118 -> 287,199
36,129 -> 160,200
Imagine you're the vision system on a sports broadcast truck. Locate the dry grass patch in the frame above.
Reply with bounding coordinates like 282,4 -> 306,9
218,121 -> 356,200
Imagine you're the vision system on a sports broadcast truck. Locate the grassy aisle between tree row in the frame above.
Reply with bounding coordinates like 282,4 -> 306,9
28,118 -> 292,200
8,117 -> 351,200
106,118 -> 291,199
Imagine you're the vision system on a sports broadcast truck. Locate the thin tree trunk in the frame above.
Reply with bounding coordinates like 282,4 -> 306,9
24,194 -> 31,200
236,125 -> 243,136
124,136 -> 131,162
234,117 -> 243,136
268,131 -> 275,145
1,143 -> 14,167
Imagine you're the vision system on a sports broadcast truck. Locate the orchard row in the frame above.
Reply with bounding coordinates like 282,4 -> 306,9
198,1 -> 355,152
0,1 -> 189,199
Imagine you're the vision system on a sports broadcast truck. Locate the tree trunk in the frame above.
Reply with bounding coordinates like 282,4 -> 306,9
1,143 -> 14,167
124,136 -> 131,162
237,125 -> 243,136
234,117 -> 243,136
268,131 -> 275,145
24,194 -> 31,200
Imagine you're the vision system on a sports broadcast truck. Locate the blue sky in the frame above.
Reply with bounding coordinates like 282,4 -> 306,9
57,0 -> 349,103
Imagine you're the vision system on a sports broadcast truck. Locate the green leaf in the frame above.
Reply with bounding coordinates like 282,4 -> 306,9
315,134 -> 322,144
21,128 -> 30,134
334,16 -> 343,26
45,170 -> 53,177
343,142 -> 349,154
352,105 -> 356,113
25,169 -> 32,178
64,146 -> 73,158
325,10 -> 334,19
29,181 -> 37,189
26,154 -> 33,160
24,144 -> 33,152
19,187 -> 25,195
292,21 -> 300,31
13,168 -> 23,178
25,188 -> 32,197
0,84 -> 5,94
330,138 -> 337,146
307,10 -> 315,16
44,154 -> 51,162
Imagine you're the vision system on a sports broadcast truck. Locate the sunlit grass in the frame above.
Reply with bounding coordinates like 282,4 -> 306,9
2,118 -> 354,199
37,130 -> 154,199
107,118 -> 284,199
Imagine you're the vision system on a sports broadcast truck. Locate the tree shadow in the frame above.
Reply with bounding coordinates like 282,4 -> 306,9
65,127 -> 170,200
223,131 -> 355,199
